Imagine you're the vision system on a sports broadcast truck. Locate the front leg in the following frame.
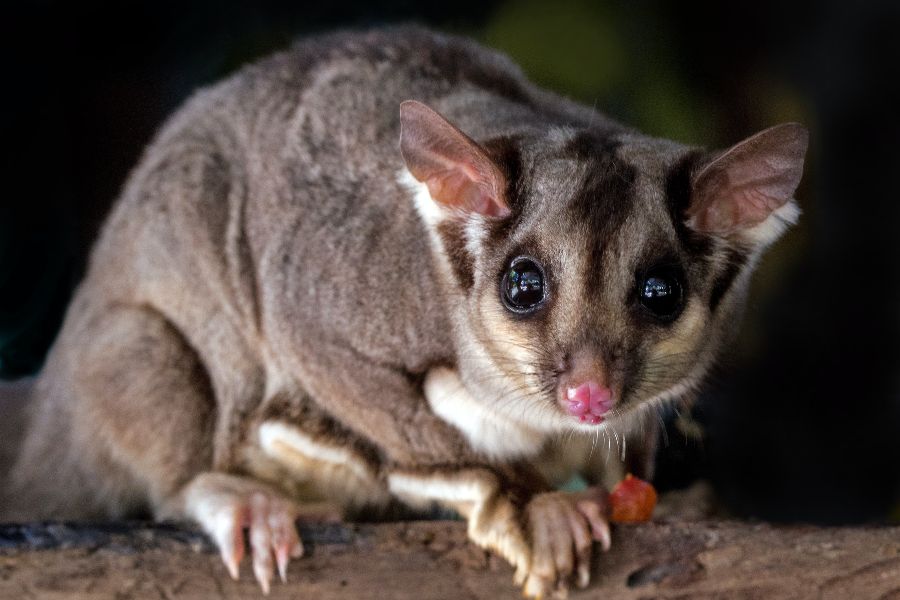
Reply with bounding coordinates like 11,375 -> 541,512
389,467 -> 610,597
249,400 -> 612,596
291,344 -> 612,597
42,306 -> 328,595
416,367 -> 613,595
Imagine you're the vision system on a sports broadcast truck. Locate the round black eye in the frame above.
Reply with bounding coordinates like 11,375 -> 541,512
639,269 -> 684,320
501,257 -> 546,313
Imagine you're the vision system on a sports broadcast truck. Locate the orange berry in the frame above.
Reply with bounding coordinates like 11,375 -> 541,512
609,474 -> 657,523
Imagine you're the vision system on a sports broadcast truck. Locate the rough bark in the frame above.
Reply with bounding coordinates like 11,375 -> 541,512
0,519 -> 898,599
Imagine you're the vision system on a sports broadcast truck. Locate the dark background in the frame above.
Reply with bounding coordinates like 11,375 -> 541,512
2,0 -> 898,524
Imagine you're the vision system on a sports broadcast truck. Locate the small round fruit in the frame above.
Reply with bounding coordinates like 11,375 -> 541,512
609,474 -> 657,523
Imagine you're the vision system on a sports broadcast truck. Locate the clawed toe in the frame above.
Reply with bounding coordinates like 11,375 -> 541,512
182,474 -> 305,594
518,488 -> 612,598
248,492 -> 304,593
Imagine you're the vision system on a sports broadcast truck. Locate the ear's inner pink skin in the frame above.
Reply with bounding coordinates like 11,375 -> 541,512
399,99 -> 511,218
564,381 -> 614,424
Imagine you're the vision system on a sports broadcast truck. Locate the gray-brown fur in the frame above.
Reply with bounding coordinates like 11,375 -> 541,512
0,26 -> 804,594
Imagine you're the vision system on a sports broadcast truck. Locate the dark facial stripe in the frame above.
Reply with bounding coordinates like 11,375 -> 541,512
566,138 -> 636,298
562,129 -> 621,160
482,136 -> 525,248
436,220 -> 475,292
708,249 -> 747,311
483,136 -> 524,209
665,151 -> 712,257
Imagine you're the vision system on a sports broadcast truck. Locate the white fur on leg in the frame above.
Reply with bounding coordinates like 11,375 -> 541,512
387,468 -> 531,584
258,421 -> 375,483
387,469 -> 607,598
254,420 -> 389,510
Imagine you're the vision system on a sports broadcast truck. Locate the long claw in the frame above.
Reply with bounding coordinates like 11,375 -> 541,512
182,474 -> 309,593
210,507 -> 244,580
276,544 -> 290,583
252,549 -> 274,595
250,494 -> 275,594
565,508 -> 592,588
576,496 -> 612,551
577,562 -> 590,589
524,572 -> 549,599
222,548 -> 241,581
595,520 -> 611,552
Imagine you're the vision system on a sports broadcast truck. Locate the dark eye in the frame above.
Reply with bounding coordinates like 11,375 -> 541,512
501,257 -> 547,313
638,268 -> 684,320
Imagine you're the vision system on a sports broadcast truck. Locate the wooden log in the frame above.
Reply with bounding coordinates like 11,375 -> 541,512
0,519 -> 898,599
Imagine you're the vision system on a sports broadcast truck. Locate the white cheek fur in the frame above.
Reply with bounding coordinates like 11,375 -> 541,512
424,367 -> 547,460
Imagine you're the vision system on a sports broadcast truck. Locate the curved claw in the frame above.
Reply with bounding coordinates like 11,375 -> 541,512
181,474 -> 306,594
504,487 -> 613,598
575,487 -> 612,551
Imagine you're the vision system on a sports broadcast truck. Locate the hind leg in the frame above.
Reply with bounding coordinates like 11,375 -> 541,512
169,472 -> 306,594
65,305 -> 219,512
13,305 -> 312,591
7,305 -> 218,518
72,306 -> 324,591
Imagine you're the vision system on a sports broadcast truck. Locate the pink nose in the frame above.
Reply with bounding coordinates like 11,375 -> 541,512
565,381 -> 614,424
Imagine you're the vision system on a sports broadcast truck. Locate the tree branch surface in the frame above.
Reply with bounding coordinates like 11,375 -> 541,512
1,519 -> 898,599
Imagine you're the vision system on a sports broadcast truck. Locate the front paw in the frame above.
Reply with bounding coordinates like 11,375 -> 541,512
471,486 -> 610,598
521,487 -> 611,597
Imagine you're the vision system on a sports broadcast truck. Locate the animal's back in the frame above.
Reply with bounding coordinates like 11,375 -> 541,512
85,25 -> 569,358
1,25 -> 577,520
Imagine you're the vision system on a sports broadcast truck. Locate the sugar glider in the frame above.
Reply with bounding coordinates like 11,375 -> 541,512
1,26 -> 807,597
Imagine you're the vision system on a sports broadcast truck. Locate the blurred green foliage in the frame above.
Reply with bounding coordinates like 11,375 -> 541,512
484,0 -> 626,99
482,0 -> 713,145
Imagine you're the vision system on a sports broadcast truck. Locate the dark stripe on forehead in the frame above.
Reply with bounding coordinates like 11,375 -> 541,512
571,158 -> 636,231
665,151 -> 713,257
483,136 -> 524,208
708,249 -> 747,311
566,137 -> 636,298
562,129 -> 621,160
436,220 -> 475,292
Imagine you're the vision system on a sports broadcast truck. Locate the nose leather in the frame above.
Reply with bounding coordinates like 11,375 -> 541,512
565,381 -> 614,424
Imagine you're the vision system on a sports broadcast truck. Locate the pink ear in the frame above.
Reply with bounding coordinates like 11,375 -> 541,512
400,100 -> 510,218
688,123 -> 808,235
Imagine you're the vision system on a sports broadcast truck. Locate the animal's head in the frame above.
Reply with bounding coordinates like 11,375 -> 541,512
400,100 -> 807,435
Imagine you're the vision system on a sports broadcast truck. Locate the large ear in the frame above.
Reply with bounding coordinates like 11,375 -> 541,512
400,100 -> 510,218
687,123 -> 808,239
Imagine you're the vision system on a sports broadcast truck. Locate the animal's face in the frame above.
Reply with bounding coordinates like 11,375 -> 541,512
400,100 -> 806,435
